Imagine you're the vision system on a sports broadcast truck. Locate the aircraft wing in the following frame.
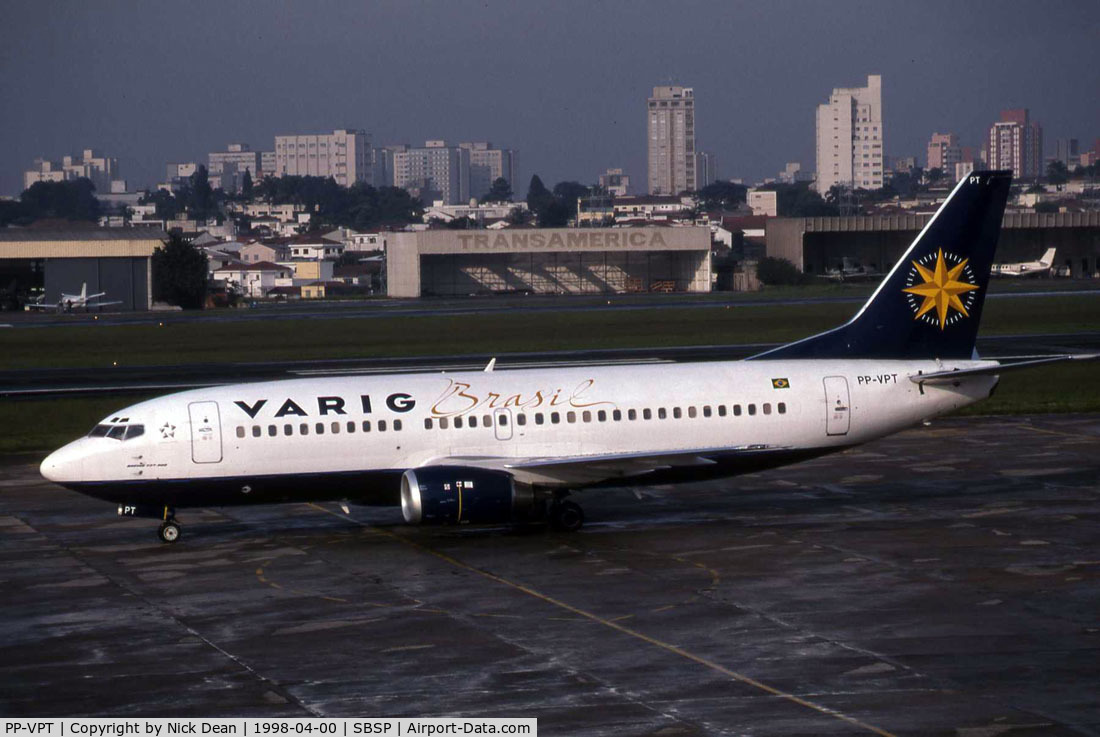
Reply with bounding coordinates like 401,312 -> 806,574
910,354 -> 1098,384
429,444 -> 791,486
87,299 -> 124,308
24,302 -> 53,310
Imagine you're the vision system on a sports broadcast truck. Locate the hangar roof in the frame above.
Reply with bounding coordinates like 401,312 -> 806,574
0,226 -> 163,258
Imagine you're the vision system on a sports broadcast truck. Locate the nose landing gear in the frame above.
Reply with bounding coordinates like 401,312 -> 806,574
158,519 -> 181,544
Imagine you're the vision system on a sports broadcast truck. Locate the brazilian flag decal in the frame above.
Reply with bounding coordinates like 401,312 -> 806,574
771,378 -> 790,389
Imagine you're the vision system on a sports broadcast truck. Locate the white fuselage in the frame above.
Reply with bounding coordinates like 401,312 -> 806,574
41,358 -> 997,498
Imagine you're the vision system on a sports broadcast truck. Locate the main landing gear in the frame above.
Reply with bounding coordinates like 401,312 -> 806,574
157,506 -> 180,544
548,494 -> 584,532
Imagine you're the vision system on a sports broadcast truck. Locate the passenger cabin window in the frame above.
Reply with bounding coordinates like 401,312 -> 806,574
439,418 -> 448,429
642,409 -> 651,420
300,424 -> 309,435
688,407 -> 697,419
703,406 -> 712,418
551,412 -> 560,424
748,404 -> 757,416
362,420 -> 371,432
347,421 -> 356,432
598,410 -> 607,422
628,409 -> 637,421
424,418 -> 434,430
582,411 -> 591,423
718,406 -> 727,417
517,414 -> 527,426
394,420 -> 402,431
268,425 -> 277,437
378,420 -> 387,432
733,405 -> 742,416
567,411 -> 576,423
236,426 -> 246,438
612,410 -> 621,421
673,407 -> 682,419
315,423 -> 325,435
658,408 -> 667,420
763,404 -> 772,415
498,414 -> 508,426
778,403 -> 787,414
284,424 -> 293,436
468,415 -> 477,428
535,413 -> 545,425
331,422 -> 340,433
252,426 -> 262,438
454,416 -> 464,429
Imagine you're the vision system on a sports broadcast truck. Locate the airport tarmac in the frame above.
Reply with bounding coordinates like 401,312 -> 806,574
2,414 -> 1099,735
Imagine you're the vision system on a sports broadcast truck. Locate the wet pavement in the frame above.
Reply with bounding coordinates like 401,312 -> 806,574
2,414 -> 1099,735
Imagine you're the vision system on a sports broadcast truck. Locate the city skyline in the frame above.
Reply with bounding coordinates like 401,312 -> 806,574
2,1 -> 1098,197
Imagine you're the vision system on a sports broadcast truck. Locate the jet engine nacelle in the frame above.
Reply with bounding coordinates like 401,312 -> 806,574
400,466 -> 536,525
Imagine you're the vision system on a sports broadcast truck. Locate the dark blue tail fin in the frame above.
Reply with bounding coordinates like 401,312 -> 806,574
751,170 -> 1012,360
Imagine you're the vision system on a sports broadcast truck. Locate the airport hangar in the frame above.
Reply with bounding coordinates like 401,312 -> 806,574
385,226 -> 712,297
0,228 -> 161,309
766,211 -> 1100,277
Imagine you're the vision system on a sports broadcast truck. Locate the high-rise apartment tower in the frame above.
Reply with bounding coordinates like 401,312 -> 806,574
815,74 -> 883,194
647,86 -> 696,195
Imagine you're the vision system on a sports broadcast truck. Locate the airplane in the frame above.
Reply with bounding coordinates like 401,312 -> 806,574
39,171 -> 1096,543
26,283 -> 124,312
992,247 -> 1057,277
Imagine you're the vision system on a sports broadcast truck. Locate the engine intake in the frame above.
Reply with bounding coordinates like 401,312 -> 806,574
401,466 -> 535,525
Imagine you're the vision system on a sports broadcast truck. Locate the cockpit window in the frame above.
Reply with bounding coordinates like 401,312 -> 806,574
89,423 -> 144,441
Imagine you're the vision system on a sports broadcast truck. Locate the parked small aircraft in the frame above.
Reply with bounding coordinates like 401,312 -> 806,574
992,248 -> 1057,277
26,283 -> 123,312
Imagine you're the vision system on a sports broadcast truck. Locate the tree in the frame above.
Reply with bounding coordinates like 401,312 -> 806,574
526,175 -> 553,212
187,165 -> 216,220
927,167 -> 945,185
15,179 -> 101,223
241,169 -> 254,200
756,256 -> 806,286
756,182 -> 838,217
1047,160 -> 1069,185
696,181 -> 747,210
481,177 -> 513,203
139,189 -> 181,221
153,232 -> 208,309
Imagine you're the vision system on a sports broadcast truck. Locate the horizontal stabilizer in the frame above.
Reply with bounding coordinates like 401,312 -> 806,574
909,354 -> 1098,384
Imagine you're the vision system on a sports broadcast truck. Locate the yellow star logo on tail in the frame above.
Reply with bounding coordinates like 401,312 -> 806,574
902,248 -> 979,330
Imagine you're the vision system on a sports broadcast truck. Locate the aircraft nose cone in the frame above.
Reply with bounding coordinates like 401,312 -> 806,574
40,442 -> 85,484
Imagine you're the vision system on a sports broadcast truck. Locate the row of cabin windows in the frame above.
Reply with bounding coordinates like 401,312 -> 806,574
236,419 -> 404,439
424,402 -> 786,430
235,402 -> 789,439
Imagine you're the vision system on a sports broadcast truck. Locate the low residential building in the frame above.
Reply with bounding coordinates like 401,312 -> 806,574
747,190 -> 778,217
240,242 -> 290,263
613,195 -> 693,222
283,259 -> 334,284
211,261 -> 291,298
423,200 -> 527,224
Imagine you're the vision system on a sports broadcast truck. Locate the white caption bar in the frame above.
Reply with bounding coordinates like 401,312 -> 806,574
3,719 -> 536,737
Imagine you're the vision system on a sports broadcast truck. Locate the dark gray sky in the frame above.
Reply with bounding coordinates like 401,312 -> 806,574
2,0 -> 1098,197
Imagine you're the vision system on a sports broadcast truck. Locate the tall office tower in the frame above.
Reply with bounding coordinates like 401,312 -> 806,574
392,141 -> 470,205
1054,138 -> 1079,167
24,149 -> 118,193
987,109 -> 1043,180
208,143 -> 261,193
459,142 -> 517,200
647,86 -> 696,195
598,168 -> 630,196
926,133 -> 961,178
274,129 -> 371,187
814,74 -> 883,194
694,151 -> 717,188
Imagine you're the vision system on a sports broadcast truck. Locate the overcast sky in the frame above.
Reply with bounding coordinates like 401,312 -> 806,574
2,0 -> 1098,197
